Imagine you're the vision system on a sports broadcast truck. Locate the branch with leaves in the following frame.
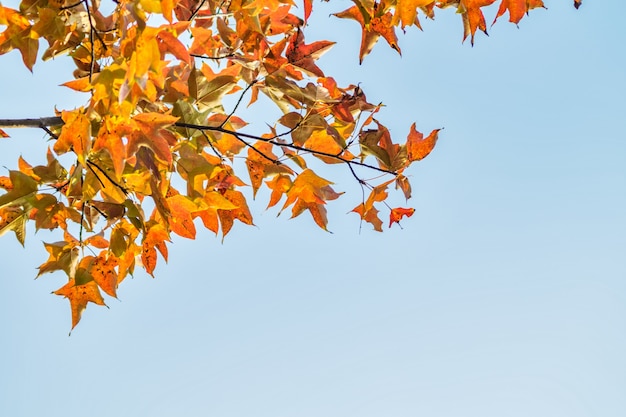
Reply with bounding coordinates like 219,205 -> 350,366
0,0 -> 582,329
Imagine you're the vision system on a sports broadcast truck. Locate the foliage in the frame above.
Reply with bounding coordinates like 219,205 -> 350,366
0,0 -> 581,328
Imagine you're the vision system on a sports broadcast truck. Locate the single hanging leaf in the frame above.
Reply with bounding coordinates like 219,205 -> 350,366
54,279 -> 106,330
351,180 -> 392,232
389,207 -> 415,227
0,208 -> 28,246
333,4 -> 401,63
493,0 -> 545,25
281,169 -> 342,230
438,0 -> 496,44
217,189 -> 254,238
407,125 -> 440,162
574,0 -> 582,9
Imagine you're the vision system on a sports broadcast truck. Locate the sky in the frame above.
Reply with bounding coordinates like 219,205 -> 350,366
0,1 -> 625,416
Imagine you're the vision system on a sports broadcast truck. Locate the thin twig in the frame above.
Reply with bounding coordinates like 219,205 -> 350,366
175,122 -> 397,175
190,52 -> 236,60
220,80 -> 257,128
86,160 -> 128,194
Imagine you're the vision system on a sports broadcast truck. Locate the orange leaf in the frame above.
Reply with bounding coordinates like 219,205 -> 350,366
333,5 -> 401,63
157,29 -> 191,64
392,0 -> 434,29
389,207 -> 415,227
493,0 -> 545,25
54,279 -> 106,329
167,194 -> 197,239
407,125 -> 440,162
285,29 -> 335,77
0,129 -> 9,138
303,0 -> 313,23
460,0 -> 497,44
61,77 -> 92,92
217,189 -> 254,238
54,109 -> 91,165
84,234 -> 109,249
90,254 -> 118,297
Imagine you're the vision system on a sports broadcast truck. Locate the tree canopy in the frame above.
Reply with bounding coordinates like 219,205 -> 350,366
0,0 -> 582,329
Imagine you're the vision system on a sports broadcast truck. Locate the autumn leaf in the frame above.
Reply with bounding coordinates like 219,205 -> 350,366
245,142 -> 292,197
285,29 -> 335,77
389,207 -> 415,227
166,194 -> 197,239
90,254 -> 119,298
54,279 -> 106,330
0,207 -> 27,245
0,6 -> 38,70
0,128 -> 9,138
54,109 -> 91,165
333,4 -> 401,63
282,169 -> 342,230
407,125 -> 440,162
392,0 -> 434,29
459,0 -> 497,44
142,223 -> 171,276
0,170 -> 37,210
493,0 -> 545,25
218,189 -> 254,238
351,180 -> 392,232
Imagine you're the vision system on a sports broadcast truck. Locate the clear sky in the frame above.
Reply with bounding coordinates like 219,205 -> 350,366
1,1 -> 625,416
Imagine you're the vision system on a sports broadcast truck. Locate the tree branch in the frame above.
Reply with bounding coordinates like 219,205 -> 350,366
0,116 -> 398,176
0,117 -> 63,128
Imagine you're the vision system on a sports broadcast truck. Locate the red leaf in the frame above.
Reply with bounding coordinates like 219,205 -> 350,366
389,207 -> 415,227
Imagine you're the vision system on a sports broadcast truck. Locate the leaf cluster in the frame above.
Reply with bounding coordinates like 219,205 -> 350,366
0,0 -> 581,328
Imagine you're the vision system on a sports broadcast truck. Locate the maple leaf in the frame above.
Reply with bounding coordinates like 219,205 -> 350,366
574,0 -> 582,9
282,169 -> 342,230
142,223 -> 171,276
89,254 -> 119,298
389,207 -> 415,227
166,194 -> 197,239
125,112 -> 179,165
493,0 -> 545,25
0,207 -> 27,246
438,0 -> 497,44
392,0 -> 435,29
0,170 -> 38,210
54,279 -> 106,330
218,189 -> 254,238
285,29 -> 335,77
93,119 -> 126,177
54,109 -> 91,166
334,4 -> 401,63
0,6 -> 38,70
406,124 -> 441,162
351,180 -> 393,232
246,142 -> 292,197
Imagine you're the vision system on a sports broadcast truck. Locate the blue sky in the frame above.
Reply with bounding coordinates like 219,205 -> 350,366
1,1 -> 625,416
